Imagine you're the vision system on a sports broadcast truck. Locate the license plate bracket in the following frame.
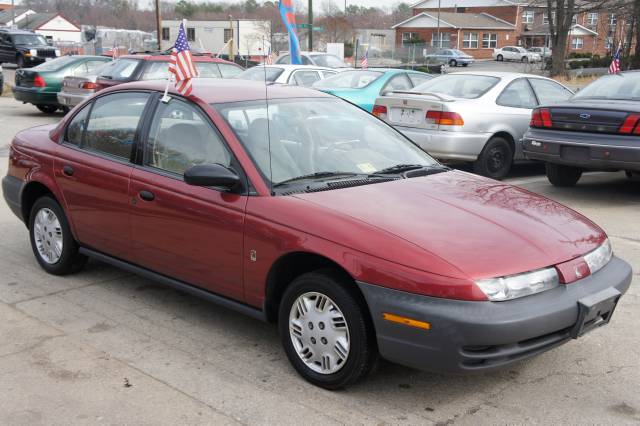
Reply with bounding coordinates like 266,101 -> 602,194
571,287 -> 621,339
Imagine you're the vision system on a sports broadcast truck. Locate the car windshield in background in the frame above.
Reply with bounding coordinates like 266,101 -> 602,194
311,54 -> 348,68
412,74 -> 499,99
235,66 -> 285,82
573,73 -> 640,101
99,58 -> 141,80
214,98 -> 438,187
13,34 -> 48,45
142,61 -> 222,80
314,71 -> 383,89
32,56 -> 78,71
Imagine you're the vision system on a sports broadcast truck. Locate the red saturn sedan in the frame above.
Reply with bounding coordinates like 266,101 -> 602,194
2,79 -> 632,389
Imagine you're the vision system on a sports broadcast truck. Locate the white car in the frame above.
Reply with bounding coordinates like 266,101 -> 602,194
493,46 -> 541,63
235,64 -> 338,87
275,51 -> 351,68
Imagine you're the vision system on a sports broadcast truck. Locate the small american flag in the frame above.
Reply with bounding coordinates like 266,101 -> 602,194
608,44 -> 621,74
265,46 -> 273,65
360,47 -> 369,69
169,22 -> 198,96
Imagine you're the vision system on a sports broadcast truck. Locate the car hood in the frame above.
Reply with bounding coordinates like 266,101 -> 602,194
292,170 -> 604,280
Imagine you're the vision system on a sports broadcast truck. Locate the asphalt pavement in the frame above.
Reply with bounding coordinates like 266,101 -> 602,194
0,97 -> 638,425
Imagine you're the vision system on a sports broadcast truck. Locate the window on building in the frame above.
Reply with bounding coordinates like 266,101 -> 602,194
431,32 -> 450,48
587,13 -> 598,26
463,32 -> 478,49
571,14 -> 577,25
186,27 -> 195,42
572,37 -> 584,49
161,27 -> 170,41
224,28 -> 233,43
522,10 -> 534,24
402,32 -> 418,45
482,33 -> 497,48
543,12 -> 555,24
609,14 -> 617,26
605,37 -> 613,49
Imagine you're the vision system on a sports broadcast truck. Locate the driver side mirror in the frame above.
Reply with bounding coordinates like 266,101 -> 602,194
184,164 -> 241,191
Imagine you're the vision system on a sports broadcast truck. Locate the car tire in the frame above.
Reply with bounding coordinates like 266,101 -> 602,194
545,163 -> 582,187
29,196 -> 87,275
473,136 -> 513,180
497,54 -> 503,61
16,54 -> 25,68
36,104 -> 59,114
278,268 -> 378,390
60,106 -> 70,115
449,59 -> 457,67
521,56 -> 529,63
462,63 -> 469,67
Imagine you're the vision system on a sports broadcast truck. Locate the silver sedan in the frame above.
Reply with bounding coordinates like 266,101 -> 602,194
373,71 -> 573,179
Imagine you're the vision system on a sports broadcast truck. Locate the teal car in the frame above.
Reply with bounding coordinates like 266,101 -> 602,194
312,68 -> 434,113
13,55 -> 111,114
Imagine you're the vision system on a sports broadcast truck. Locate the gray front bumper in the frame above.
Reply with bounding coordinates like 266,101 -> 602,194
358,256 -> 632,373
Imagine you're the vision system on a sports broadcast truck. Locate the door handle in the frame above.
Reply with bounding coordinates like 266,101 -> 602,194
139,190 -> 155,201
62,165 -> 74,176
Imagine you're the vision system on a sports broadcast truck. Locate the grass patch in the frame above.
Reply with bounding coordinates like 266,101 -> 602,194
1,83 -> 12,97
553,74 -> 599,88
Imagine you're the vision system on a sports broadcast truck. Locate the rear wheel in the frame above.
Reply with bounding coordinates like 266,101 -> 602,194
473,136 -> 513,180
36,104 -> 59,114
545,163 -> 582,187
521,56 -> 529,63
449,59 -> 457,67
29,196 -> 87,275
278,269 -> 377,389
497,54 -> 503,61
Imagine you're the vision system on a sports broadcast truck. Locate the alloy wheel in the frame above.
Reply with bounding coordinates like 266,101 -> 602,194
33,207 -> 63,264
487,146 -> 507,174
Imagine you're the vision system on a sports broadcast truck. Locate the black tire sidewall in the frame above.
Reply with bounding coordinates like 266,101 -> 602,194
474,137 -> 513,180
278,270 -> 375,389
497,54 -> 503,61
36,104 -> 58,114
545,163 -> 582,187
449,59 -> 457,67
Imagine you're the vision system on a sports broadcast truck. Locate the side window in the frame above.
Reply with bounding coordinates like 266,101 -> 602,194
64,104 -> 90,146
86,60 -> 108,73
528,78 -> 573,105
276,55 -> 290,64
290,70 -> 321,86
146,98 -> 231,176
83,92 -> 149,160
408,73 -> 432,86
322,70 -> 337,78
384,74 -> 413,92
218,63 -> 243,78
301,55 -> 312,65
496,78 -> 537,109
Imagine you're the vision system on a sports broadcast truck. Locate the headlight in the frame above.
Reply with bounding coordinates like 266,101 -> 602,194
584,239 -> 612,275
476,267 -> 559,302
29,49 -> 37,57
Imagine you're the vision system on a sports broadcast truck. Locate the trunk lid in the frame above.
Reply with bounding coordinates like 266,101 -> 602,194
375,92 -> 448,130
15,69 -> 39,87
61,75 -> 97,96
550,106 -> 629,134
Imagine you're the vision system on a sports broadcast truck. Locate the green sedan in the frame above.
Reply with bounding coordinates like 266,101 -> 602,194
12,55 -> 111,114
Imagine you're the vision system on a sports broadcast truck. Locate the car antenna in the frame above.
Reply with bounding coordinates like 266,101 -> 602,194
263,36 -> 274,196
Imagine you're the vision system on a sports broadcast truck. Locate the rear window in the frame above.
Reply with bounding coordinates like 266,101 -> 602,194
314,71 -> 383,89
412,74 -> 499,99
573,73 -> 640,101
32,56 -> 78,71
218,63 -> 243,78
236,66 -> 285,82
141,61 -> 223,80
99,58 -> 141,81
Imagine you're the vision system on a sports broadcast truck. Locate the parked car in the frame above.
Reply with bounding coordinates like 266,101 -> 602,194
493,46 -> 541,63
94,53 -> 244,91
57,62 -> 111,108
235,64 -> 338,87
523,71 -> 640,186
12,55 -> 112,114
275,51 -> 350,68
528,47 -> 552,59
372,71 -> 573,179
425,49 -> 475,67
313,68 -> 434,113
0,28 -> 61,68
2,79 -> 631,389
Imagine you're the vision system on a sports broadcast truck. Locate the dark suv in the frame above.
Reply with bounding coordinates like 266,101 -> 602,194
0,29 -> 60,68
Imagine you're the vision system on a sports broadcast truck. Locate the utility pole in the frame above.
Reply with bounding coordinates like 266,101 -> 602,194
155,0 -> 162,50
308,0 -> 313,51
229,15 -> 235,62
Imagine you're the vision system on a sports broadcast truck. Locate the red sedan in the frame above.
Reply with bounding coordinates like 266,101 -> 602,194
2,79 -> 632,389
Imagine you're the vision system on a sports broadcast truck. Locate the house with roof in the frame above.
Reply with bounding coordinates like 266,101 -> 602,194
17,12 -> 81,43
0,8 -> 36,27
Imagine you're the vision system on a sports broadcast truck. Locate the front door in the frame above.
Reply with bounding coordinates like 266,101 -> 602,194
129,97 -> 247,301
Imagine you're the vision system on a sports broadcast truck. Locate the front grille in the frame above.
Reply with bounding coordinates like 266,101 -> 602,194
36,49 -> 57,58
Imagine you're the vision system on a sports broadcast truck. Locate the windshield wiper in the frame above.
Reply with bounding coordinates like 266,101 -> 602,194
374,164 -> 450,176
274,171 -> 360,187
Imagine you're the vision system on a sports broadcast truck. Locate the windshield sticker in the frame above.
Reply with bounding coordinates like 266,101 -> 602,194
357,163 -> 377,173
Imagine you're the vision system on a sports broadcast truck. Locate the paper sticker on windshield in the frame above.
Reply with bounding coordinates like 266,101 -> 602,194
357,163 -> 376,173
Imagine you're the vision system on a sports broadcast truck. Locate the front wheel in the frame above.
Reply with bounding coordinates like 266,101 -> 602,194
545,163 -> 582,187
29,196 -> 87,275
279,269 -> 377,389
521,56 -> 529,63
496,54 -> 503,61
36,104 -> 59,114
449,59 -> 457,67
473,137 -> 513,180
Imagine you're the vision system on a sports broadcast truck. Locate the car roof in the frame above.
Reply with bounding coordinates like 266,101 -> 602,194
119,54 -> 236,64
0,28 -> 39,35
338,67 -> 424,74
111,78 -> 333,103
254,64 -> 336,71
448,70 -> 552,80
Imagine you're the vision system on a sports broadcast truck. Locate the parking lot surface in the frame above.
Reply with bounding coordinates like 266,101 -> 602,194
0,97 -> 638,425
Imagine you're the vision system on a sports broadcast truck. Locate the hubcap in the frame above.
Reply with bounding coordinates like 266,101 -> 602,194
289,292 -> 350,375
487,147 -> 506,174
33,208 -> 63,264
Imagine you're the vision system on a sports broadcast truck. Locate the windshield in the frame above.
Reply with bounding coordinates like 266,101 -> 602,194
142,61 -> 222,80
311,54 -> 348,68
314,71 -> 383,89
451,50 -> 466,56
12,34 -> 48,46
412,74 -> 499,99
573,73 -> 640,101
235,66 -> 285,82
32,55 -> 78,71
215,98 -> 438,187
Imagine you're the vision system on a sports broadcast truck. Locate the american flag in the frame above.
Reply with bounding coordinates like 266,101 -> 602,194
265,46 -> 273,65
360,47 -> 369,69
169,22 -> 198,96
608,44 -> 621,74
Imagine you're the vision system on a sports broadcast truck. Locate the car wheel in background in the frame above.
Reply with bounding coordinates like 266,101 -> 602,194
16,54 -> 25,68
462,63 -> 469,67
473,136 -> 513,180
449,59 -> 457,67
278,269 -> 377,390
521,56 -> 529,63
497,54 -> 503,61
29,196 -> 87,275
36,104 -> 59,114
545,163 -> 582,187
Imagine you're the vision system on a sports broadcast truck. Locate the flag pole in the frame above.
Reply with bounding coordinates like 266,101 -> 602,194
162,19 -> 187,103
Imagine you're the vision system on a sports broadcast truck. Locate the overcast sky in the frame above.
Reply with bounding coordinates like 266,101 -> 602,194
148,0 -> 408,11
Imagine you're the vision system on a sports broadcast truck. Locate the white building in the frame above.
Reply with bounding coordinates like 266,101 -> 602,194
0,8 -> 36,27
17,12 -> 81,43
160,19 -> 271,57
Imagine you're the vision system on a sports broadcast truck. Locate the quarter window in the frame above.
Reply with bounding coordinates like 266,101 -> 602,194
384,74 -> 413,92
463,32 -> 478,49
146,98 -> 231,175
482,33 -> 497,48
528,78 -> 573,105
496,78 -> 537,109
83,92 -> 149,160
65,105 -> 90,146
